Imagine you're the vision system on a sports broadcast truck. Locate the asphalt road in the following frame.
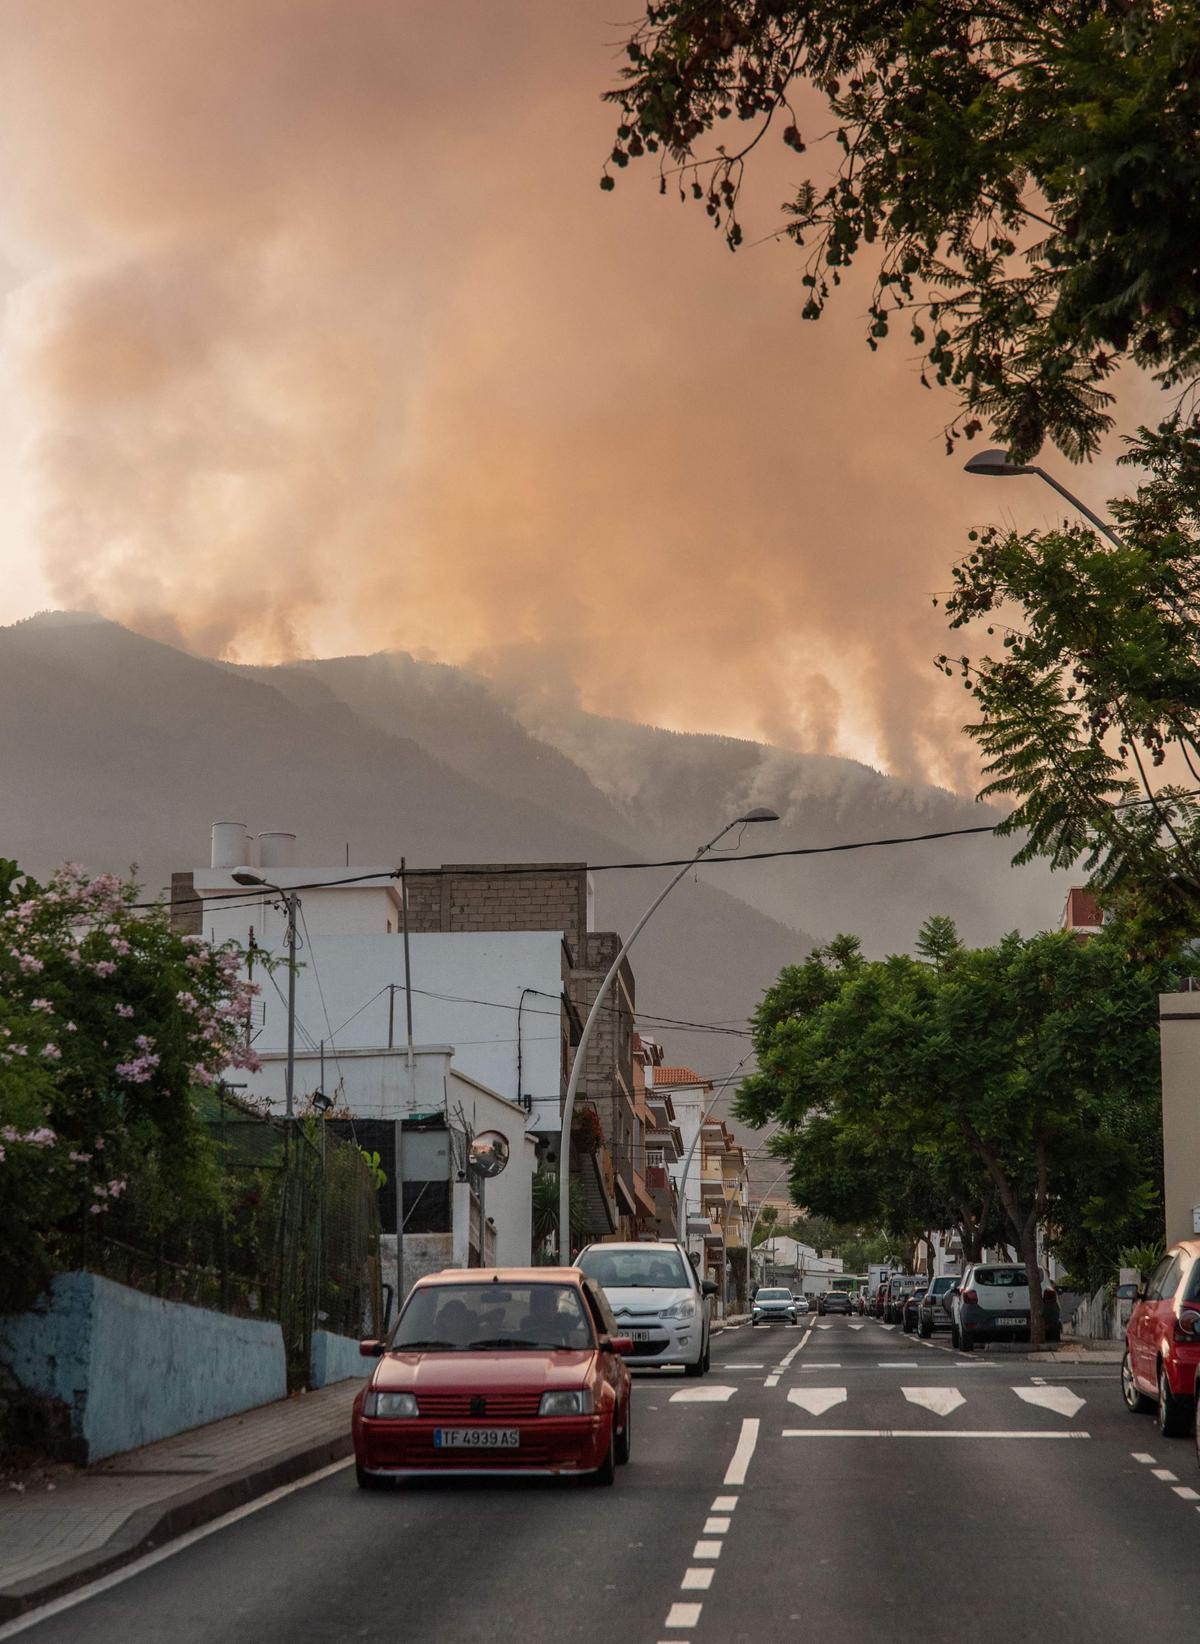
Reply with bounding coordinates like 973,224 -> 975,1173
7,1317 -> 1200,1644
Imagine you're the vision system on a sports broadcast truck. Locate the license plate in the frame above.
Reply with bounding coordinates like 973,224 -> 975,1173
625,1329 -> 653,1342
994,1317 -> 1027,1328
433,1428 -> 519,1448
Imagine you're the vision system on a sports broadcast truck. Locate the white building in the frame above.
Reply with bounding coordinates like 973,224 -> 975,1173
176,825 -> 549,1275
649,1065 -> 714,1249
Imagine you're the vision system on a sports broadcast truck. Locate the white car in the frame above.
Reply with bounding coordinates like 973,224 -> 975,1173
792,1293 -> 810,1314
577,1240 -> 715,1376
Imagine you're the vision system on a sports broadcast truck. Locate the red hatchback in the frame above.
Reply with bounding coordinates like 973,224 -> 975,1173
1119,1239 -> 1200,1438
352,1268 -> 633,1487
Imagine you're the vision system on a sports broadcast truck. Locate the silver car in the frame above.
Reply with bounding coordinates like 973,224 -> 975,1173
577,1240 -> 714,1376
752,1286 -> 798,1326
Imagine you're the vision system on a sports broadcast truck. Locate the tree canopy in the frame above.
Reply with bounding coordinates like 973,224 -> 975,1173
738,919 -> 1184,1323
937,422 -> 1200,938
605,1 -> 1200,461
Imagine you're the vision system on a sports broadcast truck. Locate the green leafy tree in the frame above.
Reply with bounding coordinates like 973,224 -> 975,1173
939,422 -> 1200,940
740,921 -> 1182,1343
605,1 -> 1200,461
0,861 -> 260,1310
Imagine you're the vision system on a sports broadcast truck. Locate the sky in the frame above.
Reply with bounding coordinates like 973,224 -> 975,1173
0,0 -> 1145,793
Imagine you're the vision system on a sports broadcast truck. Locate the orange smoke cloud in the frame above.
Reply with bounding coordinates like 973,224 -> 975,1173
0,0 -> 1138,790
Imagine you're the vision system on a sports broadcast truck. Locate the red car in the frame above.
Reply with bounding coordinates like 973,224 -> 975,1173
1119,1239 -> 1200,1438
352,1267 -> 633,1486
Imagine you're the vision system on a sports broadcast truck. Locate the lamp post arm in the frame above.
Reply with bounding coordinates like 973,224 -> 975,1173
1030,467 -> 1123,548
557,820 -> 744,1263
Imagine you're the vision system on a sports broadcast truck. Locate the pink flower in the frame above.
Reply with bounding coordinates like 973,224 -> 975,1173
30,998 -> 53,1013
40,1043 -> 62,1061
114,1003 -> 134,1019
88,1204 -> 103,1216
93,960 -> 117,978
18,954 -> 44,975
107,1178 -> 126,1198
94,1136 -> 106,1151
69,1151 -> 92,1164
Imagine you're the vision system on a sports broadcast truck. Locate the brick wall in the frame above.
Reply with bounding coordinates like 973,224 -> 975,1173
402,864 -> 589,951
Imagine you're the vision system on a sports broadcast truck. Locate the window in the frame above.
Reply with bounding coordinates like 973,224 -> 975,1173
1183,1261 -> 1200,1304
578,1247 -> 690,1289
647,1146 -> 665,1170
1149,1255 -> 1184,1301
392,1283 -> 594,1351
975,1268 -> 1038,1288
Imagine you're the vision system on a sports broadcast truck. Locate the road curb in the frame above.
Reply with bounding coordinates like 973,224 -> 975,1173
0,1425 -> 354,1622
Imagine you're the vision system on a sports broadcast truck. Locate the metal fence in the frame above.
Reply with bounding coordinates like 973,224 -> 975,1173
82,1102 -> 382,1389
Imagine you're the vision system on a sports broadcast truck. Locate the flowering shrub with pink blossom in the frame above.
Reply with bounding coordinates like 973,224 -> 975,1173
0,859 -> 261,1311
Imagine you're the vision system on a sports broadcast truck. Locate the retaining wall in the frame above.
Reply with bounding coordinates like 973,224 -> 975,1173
309,1330 -> 368,1388
0,1272 -> 286,1463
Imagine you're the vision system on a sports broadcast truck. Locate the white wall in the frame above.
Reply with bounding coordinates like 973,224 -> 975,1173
247,1045 -> 535,1269
223,928 -> 563,1127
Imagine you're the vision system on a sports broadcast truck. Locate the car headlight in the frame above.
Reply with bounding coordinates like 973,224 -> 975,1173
539,1388 -> 595,1417
363,1390 -> 418,1418
660,1298 -> 696,1323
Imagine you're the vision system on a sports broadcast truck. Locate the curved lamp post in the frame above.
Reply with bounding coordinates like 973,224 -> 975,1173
232,869 -> 298,1118
558,808 -> 779,1263
963,448 -> 1122,547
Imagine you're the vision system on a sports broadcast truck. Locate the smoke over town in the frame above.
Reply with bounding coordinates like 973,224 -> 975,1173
0,0 -> 1134,790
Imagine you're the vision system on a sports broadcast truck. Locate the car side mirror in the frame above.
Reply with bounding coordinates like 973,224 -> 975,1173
359,1339 -> 386,1357
1114,1282 -> 1140,1302
601,1335 -> 633,1356
702,1280 -> 718,1298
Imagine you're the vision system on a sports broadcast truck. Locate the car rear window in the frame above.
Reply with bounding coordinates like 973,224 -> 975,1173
578,1248 -> 690,1289
974,1268 -> 1032,1288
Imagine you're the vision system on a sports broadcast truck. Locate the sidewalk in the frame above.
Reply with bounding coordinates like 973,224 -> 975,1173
0,1378 -> 363,1622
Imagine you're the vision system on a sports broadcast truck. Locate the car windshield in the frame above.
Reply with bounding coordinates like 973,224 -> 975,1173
391,1283 -> 594,1352
757,1289 -> 792,1301
578,1248 -> 691,1289
931,1278 -> 955,1292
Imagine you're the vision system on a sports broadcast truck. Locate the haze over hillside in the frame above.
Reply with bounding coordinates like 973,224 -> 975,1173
0,612 -> 1063,1189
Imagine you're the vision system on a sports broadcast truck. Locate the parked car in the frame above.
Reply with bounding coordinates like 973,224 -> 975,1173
901,1285 -> 926,1333
752,1286 -> 798,1326
818,1291 -> 852,1316
1118,1239 -> 1200,1438
352,1267 -> 633,1487
918,1276 -> 958,1337
882,1275 -> 914,1323
577,1240 -> 716,1377
949,1263 -> 1060,1351
792,1294 -> 810,1315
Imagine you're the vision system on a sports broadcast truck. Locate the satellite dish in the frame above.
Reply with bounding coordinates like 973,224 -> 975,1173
470,1130 -> 510,1178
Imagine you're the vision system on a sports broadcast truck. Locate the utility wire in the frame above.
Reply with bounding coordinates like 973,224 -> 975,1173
138,782 -> 1200,915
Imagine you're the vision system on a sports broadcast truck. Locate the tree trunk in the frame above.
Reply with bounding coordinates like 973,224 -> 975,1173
1020,1218 -> 1045,1348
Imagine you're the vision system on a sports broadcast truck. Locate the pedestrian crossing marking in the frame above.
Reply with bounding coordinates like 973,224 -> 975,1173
665,1602 -> 702,1628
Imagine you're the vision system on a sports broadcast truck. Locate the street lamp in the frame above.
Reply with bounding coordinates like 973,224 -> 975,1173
558,807 -> 779,1263
963,447 -> 1122,547
231,869 -> 299,1119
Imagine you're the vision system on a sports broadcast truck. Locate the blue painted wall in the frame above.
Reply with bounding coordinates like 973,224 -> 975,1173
0,1272 -> 287,1462
309,1329 -> 369,1388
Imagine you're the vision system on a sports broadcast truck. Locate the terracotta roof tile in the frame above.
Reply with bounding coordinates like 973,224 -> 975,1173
651,1066 -> 712,1087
